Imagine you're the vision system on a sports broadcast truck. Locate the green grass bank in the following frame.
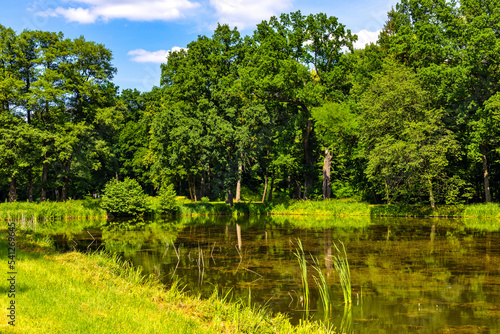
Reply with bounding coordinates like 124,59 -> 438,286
0,199 -> 106,222
2,199 -> 500,222
0,229 -> 331,334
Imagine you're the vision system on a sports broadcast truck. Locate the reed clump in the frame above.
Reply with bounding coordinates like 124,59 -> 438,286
331,241 -> 351,306
293,239 -> 310,314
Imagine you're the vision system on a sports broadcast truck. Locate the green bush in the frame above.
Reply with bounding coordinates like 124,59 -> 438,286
100,178 -> 148,217
158,184 -> 178,214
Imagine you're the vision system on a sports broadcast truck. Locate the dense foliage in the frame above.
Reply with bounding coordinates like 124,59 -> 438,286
100,178 -> 147,216
1,0 -> 499,208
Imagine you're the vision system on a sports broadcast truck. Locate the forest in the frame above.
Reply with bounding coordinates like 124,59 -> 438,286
1,0 -> 499,208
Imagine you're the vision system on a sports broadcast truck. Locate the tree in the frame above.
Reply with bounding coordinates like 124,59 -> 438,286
240,11 -> 356,199
379,0 -> 500,202
359,60 -> 457,207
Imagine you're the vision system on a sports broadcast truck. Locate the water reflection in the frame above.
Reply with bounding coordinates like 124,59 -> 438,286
50,216 -> 500,333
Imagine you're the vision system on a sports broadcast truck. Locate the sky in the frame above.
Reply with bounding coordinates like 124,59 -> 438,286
2,0 -> 399,92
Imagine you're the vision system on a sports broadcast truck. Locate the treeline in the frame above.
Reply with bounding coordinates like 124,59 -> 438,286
1,0 -> 499,207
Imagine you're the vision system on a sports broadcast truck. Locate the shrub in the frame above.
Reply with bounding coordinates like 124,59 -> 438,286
100,178 -> 148,217
158,184 -> 178,214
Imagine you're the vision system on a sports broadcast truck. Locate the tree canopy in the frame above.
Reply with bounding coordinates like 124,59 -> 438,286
1,3 -> 499,207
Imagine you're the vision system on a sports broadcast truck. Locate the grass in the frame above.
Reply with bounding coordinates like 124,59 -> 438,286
311,256 -> 331,318
331,241 -> 351,306
0,228 -> 334,334
369,204 -> 464,217
270,199 -> 370,216
293,239 -> 310,316
0,199 -> 106,224
462,203 -> 500,218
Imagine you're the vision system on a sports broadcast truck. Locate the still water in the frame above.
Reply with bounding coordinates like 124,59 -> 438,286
54,216 -> 500,333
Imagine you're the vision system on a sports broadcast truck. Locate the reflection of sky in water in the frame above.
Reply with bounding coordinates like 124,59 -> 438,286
52,216 -> 500,333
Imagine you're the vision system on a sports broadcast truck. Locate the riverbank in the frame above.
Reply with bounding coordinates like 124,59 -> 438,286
1,199 -> 499,224
0,199 -> 106,222
178,200 -> 500,219
0,229 -> 331,334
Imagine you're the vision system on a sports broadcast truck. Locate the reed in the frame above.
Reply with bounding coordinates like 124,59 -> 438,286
311,255 -> 331,317
293,238 -> 310,314
331,241 -> 351,306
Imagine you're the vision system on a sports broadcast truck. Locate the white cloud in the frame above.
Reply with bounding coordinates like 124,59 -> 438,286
353,29 -> 381,49
209,0 -> 293,30
40,0 -> 201,24
128,47 -> 185,63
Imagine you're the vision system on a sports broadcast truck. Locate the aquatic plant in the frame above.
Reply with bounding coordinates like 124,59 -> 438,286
311,256 -> 331,317
293,238 -> 310,314
331,241 -> 351,306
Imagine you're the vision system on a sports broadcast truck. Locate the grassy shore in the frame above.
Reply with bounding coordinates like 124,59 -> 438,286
0,229 -> 332,334
2,199 -> 500,223
0,199 -> 106,223
175,200 -> 500,219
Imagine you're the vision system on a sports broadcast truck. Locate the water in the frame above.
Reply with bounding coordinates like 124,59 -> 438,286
52,216 -> 500,333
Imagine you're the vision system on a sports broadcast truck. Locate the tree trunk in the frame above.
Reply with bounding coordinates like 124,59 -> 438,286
41,161 -> 48,202
200,170 -> 206,198
384,180 -> 389,204
262,167 -> 268,203
482,154 -> 492,202
61,155 -> 72,201
293,181 -> 301,199
226,189 -> 233,207
28,167 -> 33,202
9,176 -> 16,202
323,149 -> 332,200
303,107 -> 315,200
269,171 -> 275,202
188,175 -> 197,201
428,178 -> 435,210
235,160 -> 242,202
192,176 -> 197,202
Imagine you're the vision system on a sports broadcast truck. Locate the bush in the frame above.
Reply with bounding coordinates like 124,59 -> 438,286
100,178 -> 148,217
158,184 -> 178,214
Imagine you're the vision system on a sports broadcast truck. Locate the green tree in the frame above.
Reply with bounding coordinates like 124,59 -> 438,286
100,177 -> 148,216
240,11 -> 356,199
359,60 -> 457,207
379,0 -> 500,202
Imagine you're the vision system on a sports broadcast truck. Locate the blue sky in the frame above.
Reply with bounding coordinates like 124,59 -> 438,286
2,0 -> 399,92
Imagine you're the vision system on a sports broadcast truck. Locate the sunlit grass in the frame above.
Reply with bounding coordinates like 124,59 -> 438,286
0,228 -> 334,334
0,199 -> 106,225
462,203 -> 500,218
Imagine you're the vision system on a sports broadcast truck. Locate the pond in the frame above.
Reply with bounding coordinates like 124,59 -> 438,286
52,215 -> 500,333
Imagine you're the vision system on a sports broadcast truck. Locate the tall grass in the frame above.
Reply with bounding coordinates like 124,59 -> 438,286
293,239 -> 310,315
0,199 -> 106,224
311,255 -> 331,318
462,203 -> 500,218
331,241 -> 351,306
271,199 -> 370,216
